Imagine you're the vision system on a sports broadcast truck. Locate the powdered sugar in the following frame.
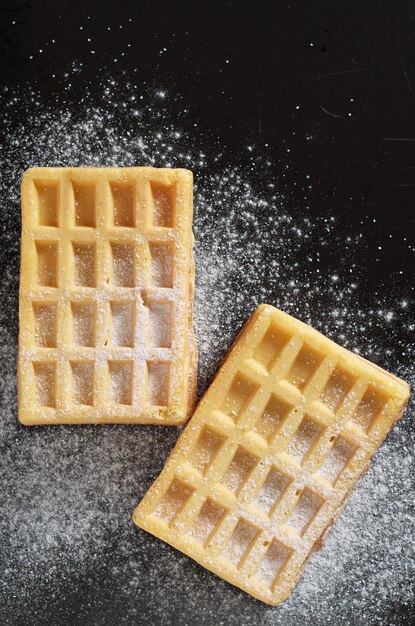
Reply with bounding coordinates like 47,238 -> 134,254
0,69 -> 413,624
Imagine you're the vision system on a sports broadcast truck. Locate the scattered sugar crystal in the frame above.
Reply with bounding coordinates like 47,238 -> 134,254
1,67 -> 413,623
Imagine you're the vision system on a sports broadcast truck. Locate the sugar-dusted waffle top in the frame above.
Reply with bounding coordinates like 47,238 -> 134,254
18,167 -> 196,425
133,304 -> 409,604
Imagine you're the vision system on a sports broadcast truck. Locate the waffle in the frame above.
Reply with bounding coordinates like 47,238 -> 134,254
18,167 -> 196,425
133,304 -> 410,604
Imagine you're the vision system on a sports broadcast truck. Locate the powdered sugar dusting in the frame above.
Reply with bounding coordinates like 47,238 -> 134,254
0,69 -> 414,624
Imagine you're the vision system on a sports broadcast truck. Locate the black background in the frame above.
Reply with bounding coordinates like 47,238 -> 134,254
3,1 -> 415,286
1,1 -> 414,625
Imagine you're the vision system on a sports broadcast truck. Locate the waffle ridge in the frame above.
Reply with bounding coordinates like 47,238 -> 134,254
133,304 -> 410,604
19,167 -> 196,424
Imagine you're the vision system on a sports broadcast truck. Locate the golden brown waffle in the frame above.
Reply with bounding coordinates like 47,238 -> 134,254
133,304 -> 410,604
18,167 -> 196,425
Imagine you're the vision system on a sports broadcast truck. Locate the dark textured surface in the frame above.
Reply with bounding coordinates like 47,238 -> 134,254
0,1 -> 414,625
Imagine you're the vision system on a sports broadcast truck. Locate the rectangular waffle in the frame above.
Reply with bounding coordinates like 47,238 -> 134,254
18,167 -> 196,425
133,304 -> 410,604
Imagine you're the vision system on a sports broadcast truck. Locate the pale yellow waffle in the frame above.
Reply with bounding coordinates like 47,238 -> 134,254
18,167 -> 196,425
133,304 -> 410,604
